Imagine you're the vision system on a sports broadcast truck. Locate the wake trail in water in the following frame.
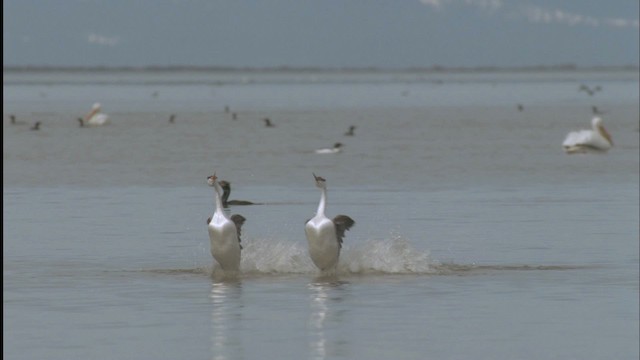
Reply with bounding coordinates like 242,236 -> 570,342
139,235 -> 594,278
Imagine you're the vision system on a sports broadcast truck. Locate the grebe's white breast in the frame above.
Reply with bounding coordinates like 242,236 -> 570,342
208,211 -> 242,271
305,216 -> 341,271
206,173 -> 245,272
304,173 -> 355,272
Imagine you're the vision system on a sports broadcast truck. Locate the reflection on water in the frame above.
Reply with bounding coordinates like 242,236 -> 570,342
210,280 -> 243,360
308,278 -> 349,360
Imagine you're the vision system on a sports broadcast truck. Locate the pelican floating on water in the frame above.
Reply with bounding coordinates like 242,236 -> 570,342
81,102 -> 110,126
207,173 -> 246,271
315,142 -> 343,154
562,116 -> 613,154
305,173 -> 355,271
218,180 -> 260,207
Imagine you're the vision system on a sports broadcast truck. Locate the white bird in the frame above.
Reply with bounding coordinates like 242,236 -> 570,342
314,142 -> 343,154
562,116 -> 613,154
207,172 -> 246,272
305,173 -> 355,272
79,102 -> 110,126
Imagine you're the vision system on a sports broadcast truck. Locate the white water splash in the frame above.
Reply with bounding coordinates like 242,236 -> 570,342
340,236 -> 434,274
235,234 -> 435,275
241,238 -> 317,274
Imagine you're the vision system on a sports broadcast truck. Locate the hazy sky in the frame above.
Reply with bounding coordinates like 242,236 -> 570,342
3,0 -> 639,68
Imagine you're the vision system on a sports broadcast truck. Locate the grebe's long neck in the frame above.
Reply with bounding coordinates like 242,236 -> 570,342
213,182 -> 224,212
316,187 -> 327,217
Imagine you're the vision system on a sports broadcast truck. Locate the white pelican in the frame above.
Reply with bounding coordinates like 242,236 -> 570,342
218,180 -> 260,207
314,142 -> 343,154
207,173 -> 246,271
80,102 -> 110,126
562,116 -> 613,154
305,173 -> 355,271
344,125 -> 356,136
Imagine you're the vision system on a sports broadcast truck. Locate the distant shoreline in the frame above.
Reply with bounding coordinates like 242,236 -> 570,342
3,64 -> 639,73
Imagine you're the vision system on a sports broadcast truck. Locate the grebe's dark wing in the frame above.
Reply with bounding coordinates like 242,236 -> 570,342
332,215 -> 355,247
230,214 -> 247,250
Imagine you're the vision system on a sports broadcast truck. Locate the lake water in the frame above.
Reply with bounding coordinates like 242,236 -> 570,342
3,69 -> 639,359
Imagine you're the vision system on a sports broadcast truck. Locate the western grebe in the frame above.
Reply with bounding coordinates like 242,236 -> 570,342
218,180 -> 260,207
207,173 -> 246,271
304,173 -> 355,271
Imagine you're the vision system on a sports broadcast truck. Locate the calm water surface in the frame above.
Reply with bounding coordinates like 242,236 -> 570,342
3,69 -> 639,359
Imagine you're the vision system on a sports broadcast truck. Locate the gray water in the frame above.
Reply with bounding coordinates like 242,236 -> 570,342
3,69 -> 639,359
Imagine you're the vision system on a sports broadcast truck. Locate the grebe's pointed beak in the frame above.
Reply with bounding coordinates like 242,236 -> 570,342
207,172 -> 218,184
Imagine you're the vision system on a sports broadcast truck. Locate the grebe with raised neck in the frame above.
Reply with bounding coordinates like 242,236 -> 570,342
207,172 -> 246,271
304,173 -> 355,272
